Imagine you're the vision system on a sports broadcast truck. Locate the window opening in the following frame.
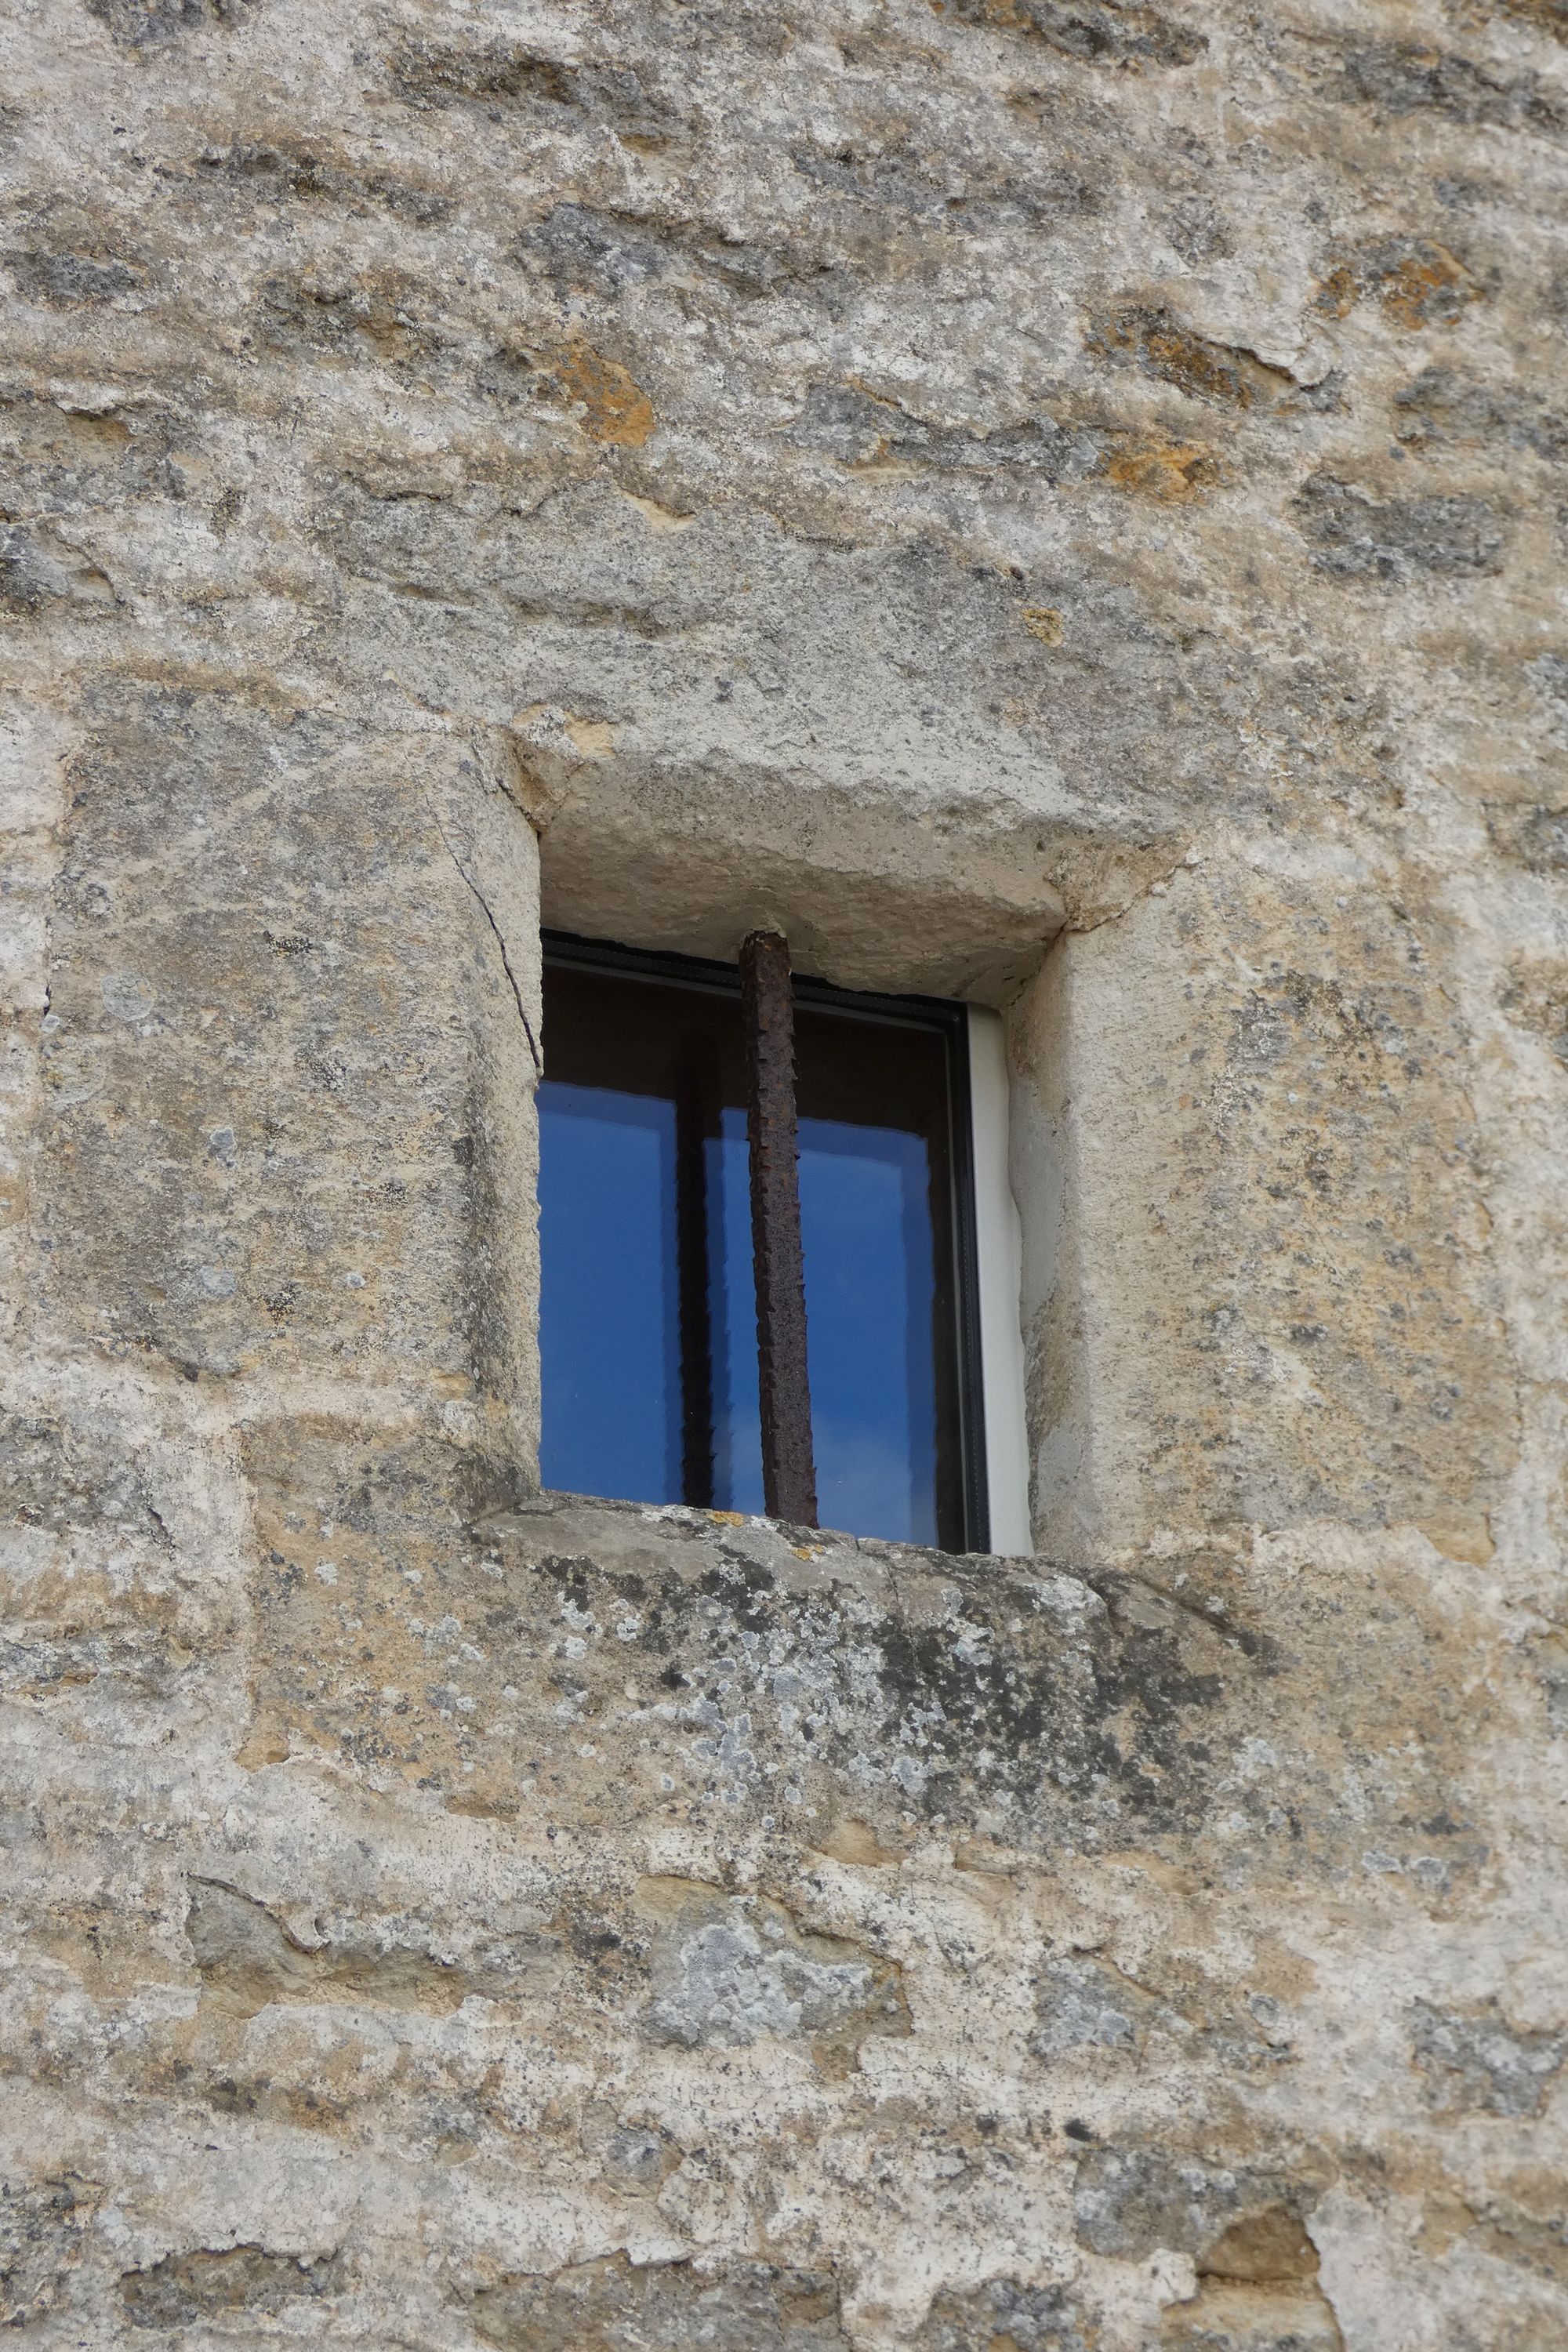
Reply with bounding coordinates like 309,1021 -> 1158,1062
537,931 -> 993,1552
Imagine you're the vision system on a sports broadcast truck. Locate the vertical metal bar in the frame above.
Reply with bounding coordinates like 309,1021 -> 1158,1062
739,929 -> 817,1526
673,1071 -> 715,1508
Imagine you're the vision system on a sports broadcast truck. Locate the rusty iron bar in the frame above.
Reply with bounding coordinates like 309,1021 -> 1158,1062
739,928 -> 818,1526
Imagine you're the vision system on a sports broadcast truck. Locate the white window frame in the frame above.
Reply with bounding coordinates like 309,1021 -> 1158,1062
967,1007 -> 1032,1555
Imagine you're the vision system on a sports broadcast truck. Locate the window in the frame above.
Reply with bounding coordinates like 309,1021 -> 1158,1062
536,931 -> 1029,1555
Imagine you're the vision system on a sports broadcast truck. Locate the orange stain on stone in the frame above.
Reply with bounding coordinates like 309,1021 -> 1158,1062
554,340 -> 657,446
1102,438 -> 1221,501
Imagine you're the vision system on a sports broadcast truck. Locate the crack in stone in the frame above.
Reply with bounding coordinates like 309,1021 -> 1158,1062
426,796 -> 543,1076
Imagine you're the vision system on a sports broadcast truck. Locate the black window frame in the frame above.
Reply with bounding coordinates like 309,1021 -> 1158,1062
540,929 -> 992,1554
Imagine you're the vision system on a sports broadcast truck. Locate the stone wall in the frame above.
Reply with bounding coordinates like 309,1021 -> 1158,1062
2,0 -> 1566,2343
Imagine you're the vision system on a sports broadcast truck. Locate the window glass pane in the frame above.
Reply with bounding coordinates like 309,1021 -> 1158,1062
536,943 -> 977,1549
708,1113 -> 762,1513
800,1118 -> 938,1546
537,1083 -> 678,1504
699,1111 -> 942,1543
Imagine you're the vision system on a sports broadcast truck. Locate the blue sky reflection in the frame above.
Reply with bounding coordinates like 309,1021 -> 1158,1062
538,1089 -> 939,1542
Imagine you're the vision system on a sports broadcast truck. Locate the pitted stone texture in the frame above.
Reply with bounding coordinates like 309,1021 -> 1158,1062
120,2245 -> 344,2330
1408,1998 -> 1568,2118
636,1877 -> 911,2054
470,2254 -> 849,2350
911,2276 -> 1096,2351
0,2176 -> 97,2332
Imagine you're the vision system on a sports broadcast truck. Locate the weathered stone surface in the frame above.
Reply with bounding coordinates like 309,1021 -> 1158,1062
636,1877 -> 912,2054
2,0 -> 1566,2344
0,2176 -> 97,2331
1408,1998 -> 1568,2117
913,2274 -> 1096,2350
1294,477 -> 1506,580
471,2252 -> 850,2350
120,2244 -> 343,2328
